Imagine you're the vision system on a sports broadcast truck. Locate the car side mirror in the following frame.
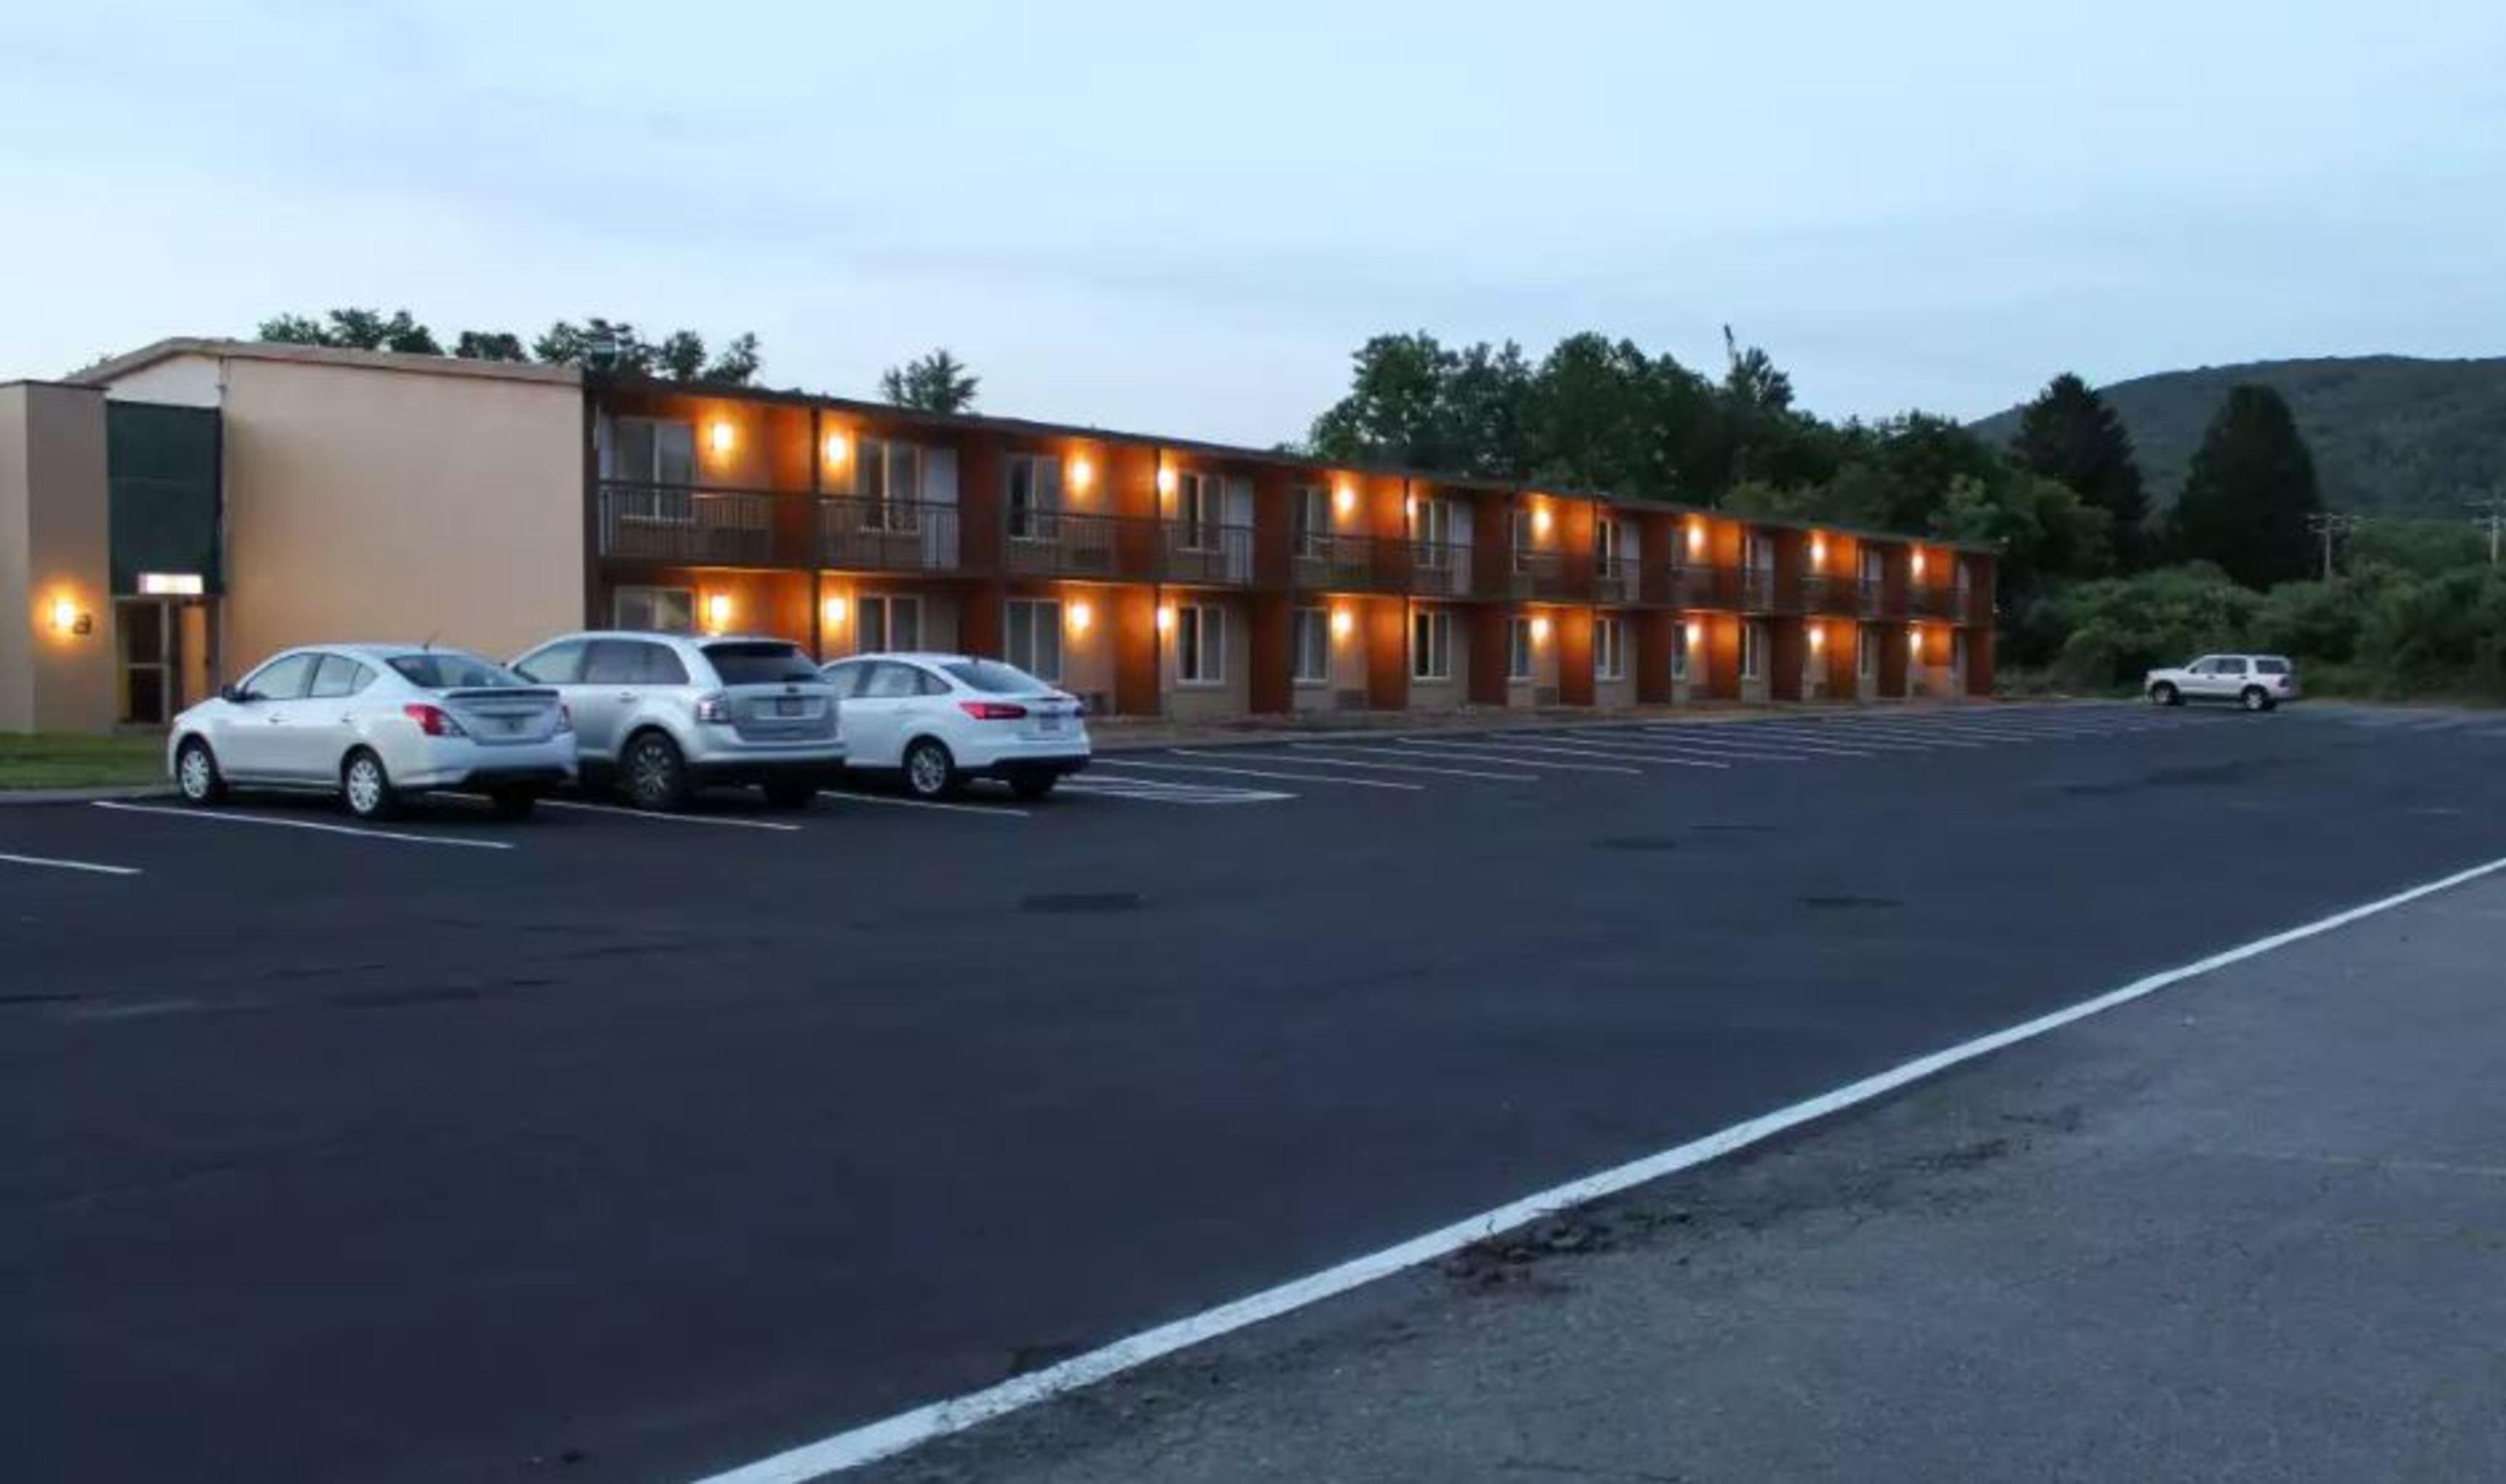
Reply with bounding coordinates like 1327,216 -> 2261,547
220,683 -> 251,704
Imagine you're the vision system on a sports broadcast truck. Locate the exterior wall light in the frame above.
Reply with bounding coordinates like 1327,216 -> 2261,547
824,596 -> 848,627
1809,627 -> 1827,652
1334,482 -> 1357,516
709,421 -> 736,456
1069,600 -> 1093,635
1069,455 -> 1095,494
1912,550 -> 1927,580
1531,615 -> 1552,644
823,431 -> 850,466
49,596 -> 90,636
1687,522 -> 1707,557
1403,494 -> 1418,518
1531,505 -> 1553,538
1810,536 -> 1828,569
1156,604 -> 1175,633
705,593 -> 733,631
1686,620 -> 1705,647
1156,465 -> 1177,497
1909,628 -> 1925,657
1331,607 -> 1353,639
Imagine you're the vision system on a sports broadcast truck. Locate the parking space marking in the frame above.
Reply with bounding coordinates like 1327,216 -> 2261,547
1098,757 -> 1424,791
1385,741 -> 1644,774
1548,732 -> 1812,763
1628,728 -> 1872,758
89,801 -> 515,850
542,799 -> 805,832
1058,777 -> 1293,805
1445,735 -> 1732,769
1279,746 -> 1544,782
817,790 -> 1031,818
1691,726 -> 1938,752
0,851 -> 143,877
1778,723 -> 1989,749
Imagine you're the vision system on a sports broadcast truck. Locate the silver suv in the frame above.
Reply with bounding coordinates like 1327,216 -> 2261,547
510,631 -> 844,809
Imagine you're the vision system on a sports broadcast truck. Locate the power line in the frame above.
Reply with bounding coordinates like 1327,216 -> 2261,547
2305,513 -> 2363,581
2471,495 -> 2506,567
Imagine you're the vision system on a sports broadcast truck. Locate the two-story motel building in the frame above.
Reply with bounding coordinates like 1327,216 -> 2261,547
3,338 -> 1995,733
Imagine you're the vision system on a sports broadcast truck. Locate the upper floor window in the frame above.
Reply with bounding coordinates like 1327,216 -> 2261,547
1007,455 -> 1063,541
857,439 -> 924,532
1411,497 -> 1455,567
1511,509 -> 1534,573
1174,471 -> 1224,549
1292,484 -> 1332,557
1594,516 -> 1624,576
607,417 -> 695,485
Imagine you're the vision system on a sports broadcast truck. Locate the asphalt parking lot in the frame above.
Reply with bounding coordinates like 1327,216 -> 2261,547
5,701 -> 2504,1483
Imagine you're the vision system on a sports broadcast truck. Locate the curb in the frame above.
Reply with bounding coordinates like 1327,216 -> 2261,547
0,785 -> 176,807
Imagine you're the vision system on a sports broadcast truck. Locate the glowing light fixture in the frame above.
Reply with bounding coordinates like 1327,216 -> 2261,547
1330,607 -> 1353,639
1068,600 -> 1094,634
1156,466 -> 1178,496
1403,494 -> 1417,518
48,596 -> 80,635
1810,536 -> 1828,569
705,593 -> 733,631
823,596 -> 848,626
1069,455 -> 1095,493
1531,505 -> 1553,538
1531,615 -> 1552,644
1685,620 -> 1705,646
1911,550 -> 1927,579
823,431 -> 850,465
1334,482 -> 1357,515
138,572 -> 205,596
1687,522 -> 1707,557
1156,604 -> 1175,633
1809,627 -> 1827,652
709,421 -> 736,456
1909,628 -> 1924,655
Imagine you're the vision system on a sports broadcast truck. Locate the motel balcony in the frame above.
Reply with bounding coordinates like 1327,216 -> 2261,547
1799,573 -> 1847,614
1504,550 -> 1578,602
1408,541 -> 1477,600
817,497 -> 964,573
1593,559 -> 1632,606
1859,578 -> 1890,617
1639,564 -> 1744,608
1290,532 -> 1409,594
1908,583 -> 1966,620
598,482 -> 792,568
1003,510 -> 1159,582
1161,521 -> 1257,586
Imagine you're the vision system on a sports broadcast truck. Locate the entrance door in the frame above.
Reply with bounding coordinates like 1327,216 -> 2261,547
116,599 -> 180,725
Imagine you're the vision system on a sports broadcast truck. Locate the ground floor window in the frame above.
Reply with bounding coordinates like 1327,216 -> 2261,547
1411,608 -> 1452,680
1004,598 -> 1062,682
1508,617 -> 1534,680
1292,606 -> 1329,684
1859,624 -> 1878,678
1177,603 -> 1224,683
859,594 -> 921,653
1672,621 -> 1691,681
1741,620 -> 1765,680
613,585 -> 694,633
1595,617 -> 1625,681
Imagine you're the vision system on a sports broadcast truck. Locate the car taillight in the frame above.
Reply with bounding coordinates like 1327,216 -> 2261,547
959,701 -> 1028,721
403,703 -> 468,738
694,691 -> 733,723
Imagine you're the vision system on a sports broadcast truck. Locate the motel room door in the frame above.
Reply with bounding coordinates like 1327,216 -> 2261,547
115,596 -> 216,727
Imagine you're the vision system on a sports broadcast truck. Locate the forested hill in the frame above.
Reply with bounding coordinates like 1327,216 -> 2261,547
1969,355 -> 2506,516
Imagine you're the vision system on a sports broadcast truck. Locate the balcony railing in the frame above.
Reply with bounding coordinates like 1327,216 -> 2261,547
1162,521 -> 1256,586
1507,549 -> 1575,601
1909,583 -> 1964,620
1641,565 -> 1743,607
819,497 -> 962,573
1292,532 -> 1406,594
1004,510 -> 1157,581
1799,573 -> 1846,613
1594,560 -> 1631,605
1740,566 -> 1778,611
599,482 -> 782,566
1410,541 -> 1476,599
1859,578 -> 1889,616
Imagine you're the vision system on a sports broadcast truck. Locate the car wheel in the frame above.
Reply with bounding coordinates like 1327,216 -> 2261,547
487,788 -> 539,820
761,778 -> 819,810
175,737 -> 227,806
342,749 -> 400,820
902,738 -> 959,799
621,730 -> 691,811
1009,772 -> 1058,801
2150,682 -> 2181,707
2240,685 -> 2274,713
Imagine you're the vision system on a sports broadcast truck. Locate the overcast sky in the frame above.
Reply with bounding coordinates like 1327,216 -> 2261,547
4,1 -> 2499,444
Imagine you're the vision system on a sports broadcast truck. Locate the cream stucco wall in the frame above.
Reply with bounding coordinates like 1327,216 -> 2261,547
102,354 -> 222,408
0,383 -> 116,733
214,356 -> 584,676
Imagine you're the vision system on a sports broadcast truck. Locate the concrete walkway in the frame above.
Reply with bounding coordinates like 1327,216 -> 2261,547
863,871 -> 2506,1483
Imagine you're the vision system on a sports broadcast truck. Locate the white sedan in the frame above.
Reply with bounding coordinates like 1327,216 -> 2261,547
820,653 -> 1090,799
169,644 -> 576,819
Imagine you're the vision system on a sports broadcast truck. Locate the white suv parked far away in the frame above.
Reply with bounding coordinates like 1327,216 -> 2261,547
2145,654 -> 2299,712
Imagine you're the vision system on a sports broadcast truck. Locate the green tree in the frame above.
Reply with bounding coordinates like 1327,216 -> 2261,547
2169,384 -> 2323,587
704,332 -> 762,386
1307,332 -> 1461,468
880,348 -> 980,413
256,313 -> 329,345
2051,565 -> 2261,688
453,330 -> 529,363
2011,373 -> 2148,568
255,307 -> 439,354
655,329 -> 709,382
1933,469 -> 2113,615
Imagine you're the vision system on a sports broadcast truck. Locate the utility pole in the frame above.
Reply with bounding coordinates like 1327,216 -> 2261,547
2304,513 -> 2360,581
2472,495 -> 2506,567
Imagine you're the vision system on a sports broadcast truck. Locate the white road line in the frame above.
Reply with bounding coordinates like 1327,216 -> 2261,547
0,851 -> 142,877
1398,737 -> 1725,770
817,791 -> 1031,818
1674,726 -> 1935,754
542,799 -> 804,832
1552,733 -> 1814,762
1279,746 -> 1543,781
1384,741 -> 1643,775
1098,758 -> 1423,791
1628,729 -> 1872,759
1057,780 -> 1290,805
688,848 -> 2506,1484
89,801 -> 514,850
1479,735 -> 1749,767
1783,725 -> 1990,749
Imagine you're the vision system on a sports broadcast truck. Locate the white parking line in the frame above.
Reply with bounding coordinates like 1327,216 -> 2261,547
542,799 -> 804,832
90,801 -> 514,850
1771,724 -> 1985,749
0,851 -> 142,877
1685,727 -> 1938,753
1278,746 -> 1542,781
1384,741 -> 1643,775
1626,728 -> 1872,759
1098,757 -> 1424,791
817,791 -> 1031,818
1058,779 -> 1292,806
1544,733 -> 1812,763
687,848 -> 2506,1484
1401,737 -> 1726,770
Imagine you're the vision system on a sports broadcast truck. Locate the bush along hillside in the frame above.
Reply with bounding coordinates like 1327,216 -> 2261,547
1971,355 -> 2506,518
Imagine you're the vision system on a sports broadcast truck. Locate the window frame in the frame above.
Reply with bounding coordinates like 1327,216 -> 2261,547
1594,515 -> 1623,578
1595,617 -> 1626,682
607,417 -> 698,525
1671,623 -> 1691,682
1006,453 -> 1062,543
856,594 -> 924,655
1003,597 -> 1064,683
857,439 -> 925,534
1507,617 -> 1534,681
1175,471 -> 1222,551
1411,497 -> 1453,570
612,585 -> 695,635
1741,621 -> 1765,680
1511,509 -> 1534,575
1292,605 -> 1329,686
1292,485 -> 1332,558
1410,607 -> 1452,681
1175,602 -> 1226,685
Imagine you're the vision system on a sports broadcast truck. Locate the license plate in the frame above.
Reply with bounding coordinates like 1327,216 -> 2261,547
1038,714 -> 1061,733
775,698 -> 804,717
